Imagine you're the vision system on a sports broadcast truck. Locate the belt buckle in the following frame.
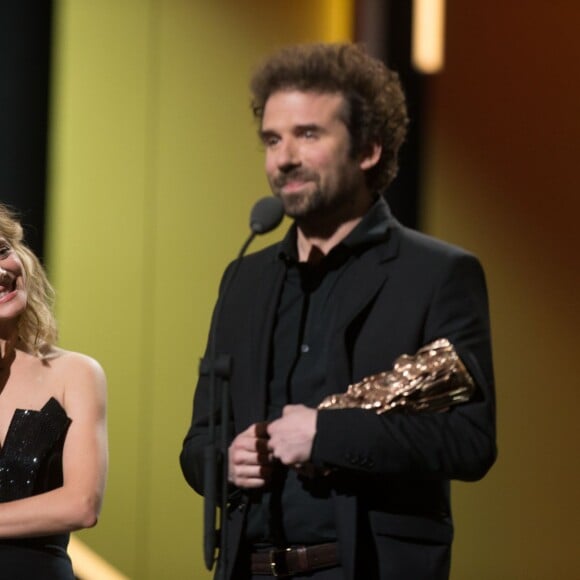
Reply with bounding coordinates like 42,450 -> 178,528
269,547 -> 292,577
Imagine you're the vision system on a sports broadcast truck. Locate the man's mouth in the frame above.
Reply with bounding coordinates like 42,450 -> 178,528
275,172 -> 316,193
276,170 -> 314,185
281,180 -> 308,193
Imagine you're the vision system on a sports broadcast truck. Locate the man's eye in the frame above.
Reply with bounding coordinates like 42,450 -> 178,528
266,137 -> 279,147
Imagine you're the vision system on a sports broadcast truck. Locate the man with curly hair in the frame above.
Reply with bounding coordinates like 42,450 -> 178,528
181,43 -> 496,580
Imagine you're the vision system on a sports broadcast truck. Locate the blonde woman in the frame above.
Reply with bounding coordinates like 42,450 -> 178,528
0,204 -> 108,579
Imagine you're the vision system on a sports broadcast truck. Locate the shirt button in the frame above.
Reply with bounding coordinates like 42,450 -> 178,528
300,344 -> 310,353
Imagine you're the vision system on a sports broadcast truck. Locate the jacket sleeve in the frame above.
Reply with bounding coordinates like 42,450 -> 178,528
179,264 -> 236,496
180,372 -> 235,497
311,252 -> 497,481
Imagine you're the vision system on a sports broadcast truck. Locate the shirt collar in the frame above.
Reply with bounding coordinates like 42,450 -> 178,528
278,196 -> 392,263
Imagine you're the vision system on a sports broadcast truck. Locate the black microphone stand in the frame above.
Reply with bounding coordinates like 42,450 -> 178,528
202,235 -> 253,579
202,197 -> 284,578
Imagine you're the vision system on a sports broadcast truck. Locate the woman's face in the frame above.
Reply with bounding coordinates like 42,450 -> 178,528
0,237 -> 28,331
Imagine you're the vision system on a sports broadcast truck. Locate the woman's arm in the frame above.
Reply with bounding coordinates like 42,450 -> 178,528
0,352 -> 108,538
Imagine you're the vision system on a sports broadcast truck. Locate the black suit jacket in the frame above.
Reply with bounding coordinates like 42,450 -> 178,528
180,206 -> 496,579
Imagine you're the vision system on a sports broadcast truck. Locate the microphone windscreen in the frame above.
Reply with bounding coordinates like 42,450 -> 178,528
249,197 -> 284,234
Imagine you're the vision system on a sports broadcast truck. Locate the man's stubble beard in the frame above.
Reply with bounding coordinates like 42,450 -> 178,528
273,179 -> 360,224
277,187 -> 324,219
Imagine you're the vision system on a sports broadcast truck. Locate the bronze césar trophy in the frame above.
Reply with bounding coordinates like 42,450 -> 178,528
318,338 -> 475,415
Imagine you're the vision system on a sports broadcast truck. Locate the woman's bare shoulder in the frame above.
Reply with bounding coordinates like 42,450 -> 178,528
44,348 -> 107,391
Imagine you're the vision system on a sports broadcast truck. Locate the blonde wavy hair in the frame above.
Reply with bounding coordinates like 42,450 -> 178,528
0,204 -> 57,357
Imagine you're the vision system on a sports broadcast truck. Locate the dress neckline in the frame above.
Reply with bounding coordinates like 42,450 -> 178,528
0,397 -> 68,452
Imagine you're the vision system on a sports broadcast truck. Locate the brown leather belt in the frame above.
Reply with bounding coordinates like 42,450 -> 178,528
250,543 -> 339,577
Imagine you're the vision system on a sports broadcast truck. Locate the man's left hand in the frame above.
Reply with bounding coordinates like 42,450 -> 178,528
267,404 -> 317,466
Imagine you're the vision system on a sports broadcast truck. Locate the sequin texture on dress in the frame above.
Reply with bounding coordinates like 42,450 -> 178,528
0,397 -> 72,502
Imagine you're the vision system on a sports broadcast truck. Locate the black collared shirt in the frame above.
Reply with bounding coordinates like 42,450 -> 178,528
245,197 -> 391,546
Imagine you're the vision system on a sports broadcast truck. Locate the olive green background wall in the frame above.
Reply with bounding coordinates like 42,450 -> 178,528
46,1 -> 579,579
47,1 -> 352,578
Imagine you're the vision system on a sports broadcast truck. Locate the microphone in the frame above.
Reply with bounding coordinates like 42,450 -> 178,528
237,196 -> 284,258
203,196 -> 284,576
250,196 -> 284,234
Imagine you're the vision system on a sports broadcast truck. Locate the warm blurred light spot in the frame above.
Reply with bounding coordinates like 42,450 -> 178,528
412,0 -> 446,73
321,0 -> 355,41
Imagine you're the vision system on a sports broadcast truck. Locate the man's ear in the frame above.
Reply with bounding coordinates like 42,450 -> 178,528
359,142 -> 382,171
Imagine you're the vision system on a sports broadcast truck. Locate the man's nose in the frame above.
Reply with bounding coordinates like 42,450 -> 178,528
276,139 -> 300,171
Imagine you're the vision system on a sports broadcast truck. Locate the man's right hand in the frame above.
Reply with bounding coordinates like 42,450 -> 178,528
228,422 -> 273,488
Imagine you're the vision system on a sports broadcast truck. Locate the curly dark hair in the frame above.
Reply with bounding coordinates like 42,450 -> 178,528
250,42 -> 409,194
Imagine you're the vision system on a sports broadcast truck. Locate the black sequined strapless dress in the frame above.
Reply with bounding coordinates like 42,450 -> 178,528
0,397 -> 73,580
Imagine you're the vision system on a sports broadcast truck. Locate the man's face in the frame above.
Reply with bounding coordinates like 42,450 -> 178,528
260,90 -> 370,223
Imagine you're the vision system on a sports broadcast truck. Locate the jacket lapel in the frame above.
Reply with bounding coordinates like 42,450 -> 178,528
240,214 -> 403,420
326,227 -> 401,391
